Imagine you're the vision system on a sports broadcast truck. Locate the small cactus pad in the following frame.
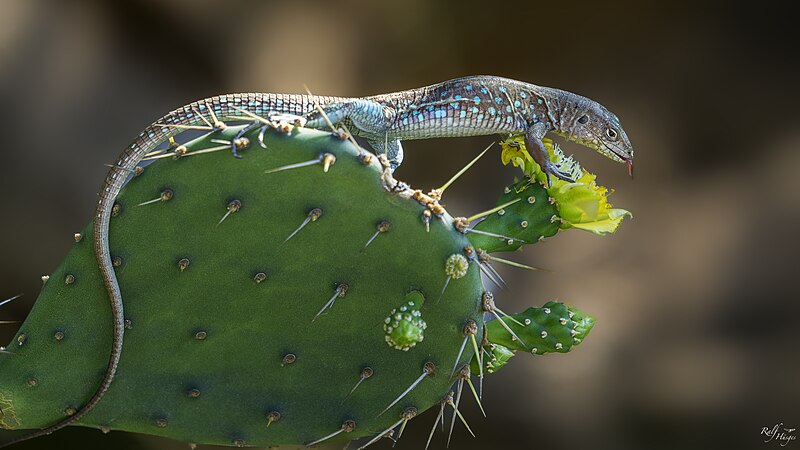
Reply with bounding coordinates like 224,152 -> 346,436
481,301 -> 595,355
384,291 -> 427,351
466,177 -> 560,253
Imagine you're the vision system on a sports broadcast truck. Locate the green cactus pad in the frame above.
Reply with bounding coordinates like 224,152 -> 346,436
466,177 -> 560,253
482,301 -> 595,355
0,125 -> 487,446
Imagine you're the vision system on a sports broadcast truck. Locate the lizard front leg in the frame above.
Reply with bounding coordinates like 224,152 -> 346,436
525,122 -> 575,185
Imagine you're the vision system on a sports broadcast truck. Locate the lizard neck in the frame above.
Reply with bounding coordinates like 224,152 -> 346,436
536,86 -> 590,138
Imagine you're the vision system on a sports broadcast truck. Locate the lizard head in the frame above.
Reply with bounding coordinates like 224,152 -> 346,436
552,97 -> 634,177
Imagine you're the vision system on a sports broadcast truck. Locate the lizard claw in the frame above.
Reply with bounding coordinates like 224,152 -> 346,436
543,162 -> 575,186
257,125 -> 268,148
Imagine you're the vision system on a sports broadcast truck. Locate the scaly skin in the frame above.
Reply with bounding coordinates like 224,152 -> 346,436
0,75 -> 633,447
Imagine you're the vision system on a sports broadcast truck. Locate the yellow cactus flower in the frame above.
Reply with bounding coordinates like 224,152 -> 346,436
499,136 -> 631,235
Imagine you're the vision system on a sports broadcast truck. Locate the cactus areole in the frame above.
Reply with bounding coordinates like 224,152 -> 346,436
0,122 -> 621,447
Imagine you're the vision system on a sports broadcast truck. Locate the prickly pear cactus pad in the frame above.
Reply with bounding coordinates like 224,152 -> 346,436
0,122 -> 627,448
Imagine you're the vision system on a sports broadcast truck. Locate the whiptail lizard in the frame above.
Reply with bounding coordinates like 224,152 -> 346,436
1,75 -> 633,447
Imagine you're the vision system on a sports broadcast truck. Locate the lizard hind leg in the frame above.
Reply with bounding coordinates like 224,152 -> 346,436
303,98 -> 402,168
305,98 -> 393,132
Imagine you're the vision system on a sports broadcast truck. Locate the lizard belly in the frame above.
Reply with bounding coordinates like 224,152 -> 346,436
388,113 -> 526,140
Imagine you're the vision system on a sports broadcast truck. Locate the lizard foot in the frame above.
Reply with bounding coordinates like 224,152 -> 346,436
231,121 -> 266,157
543,162 -> 576,187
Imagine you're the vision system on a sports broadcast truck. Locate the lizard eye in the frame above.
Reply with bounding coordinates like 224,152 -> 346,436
605,127 -> 618,140
577,115 -> 589,124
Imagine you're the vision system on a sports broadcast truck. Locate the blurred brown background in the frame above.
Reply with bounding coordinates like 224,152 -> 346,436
1,1 -> 798,449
